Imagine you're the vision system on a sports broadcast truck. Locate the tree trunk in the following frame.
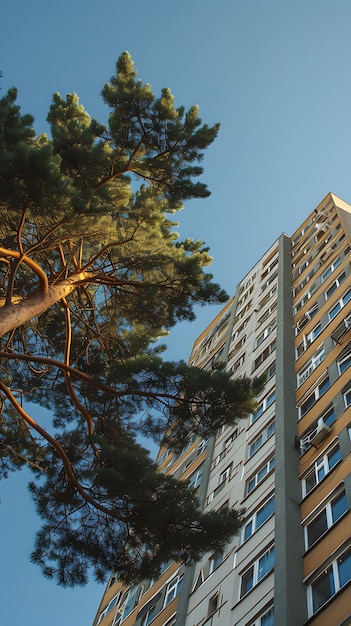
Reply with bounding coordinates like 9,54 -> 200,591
0,271 -> 91,337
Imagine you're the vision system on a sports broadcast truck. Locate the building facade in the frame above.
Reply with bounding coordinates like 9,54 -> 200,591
92,193 -> 351,626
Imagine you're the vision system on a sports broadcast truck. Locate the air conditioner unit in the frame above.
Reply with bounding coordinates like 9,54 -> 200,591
299,418 -> 331,451
310,418 -> 331,447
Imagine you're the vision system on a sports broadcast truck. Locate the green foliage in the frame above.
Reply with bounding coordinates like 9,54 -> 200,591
0,52 -> 263,586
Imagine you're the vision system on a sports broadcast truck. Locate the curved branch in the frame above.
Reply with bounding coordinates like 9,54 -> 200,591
0,381 -> 122,519
0,246 -> 49,296
0,351 -> 182,403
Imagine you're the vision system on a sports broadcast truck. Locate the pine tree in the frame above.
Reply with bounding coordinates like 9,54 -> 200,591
0,53 -> 264,585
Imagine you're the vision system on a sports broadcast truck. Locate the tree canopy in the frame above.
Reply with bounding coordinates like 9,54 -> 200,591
0,52 -> 264,586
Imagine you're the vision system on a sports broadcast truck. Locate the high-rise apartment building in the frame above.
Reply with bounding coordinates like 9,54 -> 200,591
92,192 -> 351,626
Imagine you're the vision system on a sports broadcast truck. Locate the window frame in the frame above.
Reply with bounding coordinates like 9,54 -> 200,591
328,287 -> 351,320
303,488 -> 348,549
240,544 -> 274,598
163,574 -> 183,608
302,443 -> 341,497
297,345 -> 325,387
298,376 -> 330,419
246,456 -> 275,495
243,493 -> 275,542
306,544 -> 351,616
251,389 -> 275,425
248,420 -> 275,458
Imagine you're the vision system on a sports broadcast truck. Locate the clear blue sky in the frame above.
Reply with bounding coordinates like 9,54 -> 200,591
2,1 -> 351,624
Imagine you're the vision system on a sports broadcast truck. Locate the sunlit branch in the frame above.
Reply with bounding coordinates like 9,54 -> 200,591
0,246 -> 49,296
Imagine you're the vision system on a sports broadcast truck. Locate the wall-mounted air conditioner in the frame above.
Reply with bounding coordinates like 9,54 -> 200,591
299,417 -> 331,452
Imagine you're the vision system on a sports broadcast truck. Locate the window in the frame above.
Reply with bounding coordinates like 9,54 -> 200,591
325,271 -> 346,299
249,421 -> 275,458
256,325 -> 275,348
240,545 -> 274,597
141,604 -> 157,626
232,352 -> 245,373
253,340 -> 276,371
338,347 -> 351,375
307,545 -> 351,616
248,607 -> 274,626
219,464 -> 232,484
197,439 -> 208,456
319,405 -> 336,428
322,257 -> 341,282
344,387 -> 351,408
257,300 -> 277,327
251,390 -> 275,424
163,574 -> 183,607
246,456 -> 275,495
328,288 -> 351,320
295,322 -> 323,358
209,551 -> 223,574
302,444 -> 341,496
294,284 -> 317,314
243,494 -> 274,541
299,376 -> 330,419
188,465 -> 203,490
207,592 -> 219,617
98,593 -> 120,624
304,489 -> 348,549
297,346 -> 325,386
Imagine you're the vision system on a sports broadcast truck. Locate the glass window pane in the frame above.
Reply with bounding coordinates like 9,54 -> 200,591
343,289 -> 351,305
312,566 -> 334,612
307,510 -> 327,546
258,547 -> 274,581
241,566 -> 254,596
331,492 -> 348,523
323,408 -> 336,426
257,497 -> 274,529
261,608 -> 274,626
306,471 -> 317,493
329,302 -> 341,319
328,446 -> 341,470
339,352 -> 351,373
337,547 -> 351,588
319,377 -> 330,395
257,465 -> 268,482
244,521 -> 253,541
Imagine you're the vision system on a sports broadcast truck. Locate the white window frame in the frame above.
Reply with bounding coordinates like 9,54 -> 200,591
297,345 -> 325,387
219,463 -> 232,484
322,257 -> 341,282
294,284 -> 316,315
246,456 -> 275,495
298,376 -> 330,419
249,420 -> 275,458
242,494 -> 275,542
98,593 -> 120,624
303,488 -> 348,550
328,287 -> 351,320
338,347 -> 351,375
188,465 -> 203,490
325,271 -> 346,300
255,325 -> 275,348
141,604 -> 157,626
344,386 -> 351,408
306,544 -> 351,617
248,606 -> 274,626
302,443 -> 341,497
251,389 -> 275,424
240,545 -> 274,598
163,574 -> 183,607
